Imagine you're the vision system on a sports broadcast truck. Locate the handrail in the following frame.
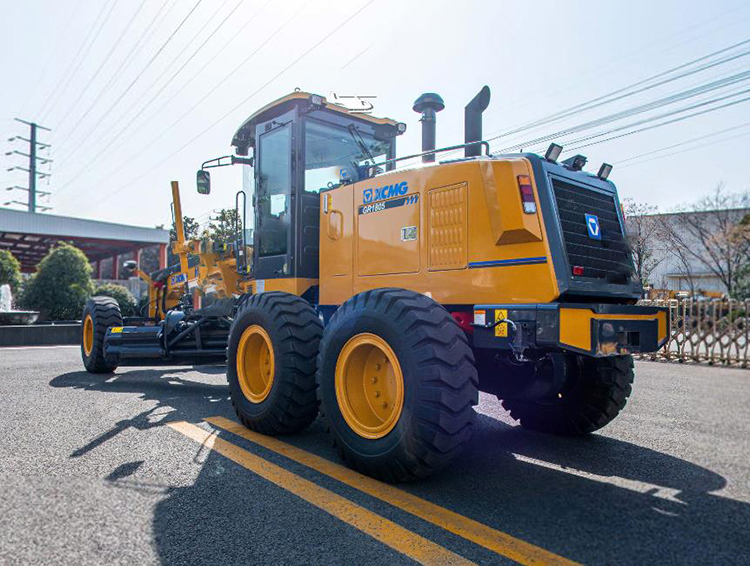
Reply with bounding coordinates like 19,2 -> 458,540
235,190 -> 249,275
369,140 -> 490,170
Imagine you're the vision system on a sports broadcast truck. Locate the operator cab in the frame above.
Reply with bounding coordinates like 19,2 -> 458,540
228,91 -> 405,283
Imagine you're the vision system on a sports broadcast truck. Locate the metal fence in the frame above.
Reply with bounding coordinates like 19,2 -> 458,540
637,299 -> 749,367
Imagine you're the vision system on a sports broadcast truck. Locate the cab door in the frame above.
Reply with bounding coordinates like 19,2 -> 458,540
254,115 -> 293,280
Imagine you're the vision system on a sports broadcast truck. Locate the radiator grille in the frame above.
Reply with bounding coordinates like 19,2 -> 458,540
551,178 -> 633,283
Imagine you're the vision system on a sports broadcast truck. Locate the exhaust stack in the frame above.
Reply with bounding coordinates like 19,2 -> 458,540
465,85 -> 491,157
412,93 -> 445,163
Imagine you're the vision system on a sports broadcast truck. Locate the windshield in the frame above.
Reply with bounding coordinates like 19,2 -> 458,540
304,118 -> 390,193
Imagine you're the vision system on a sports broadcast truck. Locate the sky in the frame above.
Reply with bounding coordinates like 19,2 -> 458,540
1,0 -> 749,230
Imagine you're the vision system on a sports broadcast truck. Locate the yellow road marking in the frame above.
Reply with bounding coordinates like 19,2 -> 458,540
168,421 -> 474,566
206,416 -> 579,566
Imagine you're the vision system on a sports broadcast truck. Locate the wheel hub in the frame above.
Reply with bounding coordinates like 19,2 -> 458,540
335,333 -> 404,439
236,325 -> 275,403
83,315 -> 94,356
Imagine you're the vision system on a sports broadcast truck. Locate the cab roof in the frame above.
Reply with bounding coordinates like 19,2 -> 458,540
231,91 -> 403,154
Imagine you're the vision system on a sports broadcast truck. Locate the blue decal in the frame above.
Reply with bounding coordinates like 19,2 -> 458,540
469,257 -> 548,269
362,181 -> 409,204
170,273 -> 187,286
358,193 -> 419,215
585,213 -> 601,240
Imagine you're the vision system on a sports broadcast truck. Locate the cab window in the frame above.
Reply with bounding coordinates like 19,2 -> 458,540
257,123 -> 291,257
304,118 -> 390,193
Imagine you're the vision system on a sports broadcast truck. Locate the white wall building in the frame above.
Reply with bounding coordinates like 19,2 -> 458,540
629,208 -> 750,296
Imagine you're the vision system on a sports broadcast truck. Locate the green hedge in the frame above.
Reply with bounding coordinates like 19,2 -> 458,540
19,243 -> 94,321
94,283 -> 137,317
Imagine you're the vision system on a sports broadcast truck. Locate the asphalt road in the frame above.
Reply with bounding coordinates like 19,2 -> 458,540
0,346 -> 748,565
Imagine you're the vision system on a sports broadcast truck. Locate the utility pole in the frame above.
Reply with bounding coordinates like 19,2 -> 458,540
6,118 -> 52,213
29,122 -> 38,213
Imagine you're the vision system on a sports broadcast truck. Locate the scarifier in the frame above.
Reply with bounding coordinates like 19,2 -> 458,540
81,87 -> 668,481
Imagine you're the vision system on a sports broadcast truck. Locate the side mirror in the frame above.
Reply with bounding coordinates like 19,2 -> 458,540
123,260 -> 137,271
197,169 -> 211,194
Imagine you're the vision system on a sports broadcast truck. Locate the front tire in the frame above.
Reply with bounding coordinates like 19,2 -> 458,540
501,354 -> 634,435
317,289 -> 478,482
81,297 -> 122,373
226,292 -> 322,435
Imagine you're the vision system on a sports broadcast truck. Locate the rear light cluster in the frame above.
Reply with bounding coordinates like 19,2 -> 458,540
573,266 -> 584,276
517,175 -> 537,214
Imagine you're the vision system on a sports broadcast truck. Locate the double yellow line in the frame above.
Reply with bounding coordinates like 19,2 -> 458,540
169,417 -> 579,566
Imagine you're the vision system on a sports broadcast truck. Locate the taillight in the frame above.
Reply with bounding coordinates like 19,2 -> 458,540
573,266 -> 584,276
517,175 -> 537,214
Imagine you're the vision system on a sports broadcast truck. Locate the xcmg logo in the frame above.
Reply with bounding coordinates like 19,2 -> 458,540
363,181 -> 408,204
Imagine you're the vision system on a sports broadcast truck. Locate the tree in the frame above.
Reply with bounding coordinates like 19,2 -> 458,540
735,264 -> 750,299
94,283 -> 137,316
0,250 -> 22,295
170,216 -> 200,242
139,244 -> 161,274
622,199 -> 664,288
208,208 -> 241,244
731,213 -> 750,299
19,242 -> 94,320
660,185 -> 750,296
167,216 -> 199,266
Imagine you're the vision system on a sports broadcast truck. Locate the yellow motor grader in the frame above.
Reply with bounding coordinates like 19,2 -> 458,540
81,87 -> 668,481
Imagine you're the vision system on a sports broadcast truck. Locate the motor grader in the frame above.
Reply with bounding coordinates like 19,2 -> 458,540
81,87 -> 668,481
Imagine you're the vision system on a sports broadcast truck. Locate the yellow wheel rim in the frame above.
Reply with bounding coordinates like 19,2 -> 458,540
236,325 -> 275,403
83,315 -> 94,356
335,333 -> 404,439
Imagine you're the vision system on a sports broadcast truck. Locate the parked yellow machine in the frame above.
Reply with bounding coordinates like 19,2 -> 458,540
82,87 -> 668,481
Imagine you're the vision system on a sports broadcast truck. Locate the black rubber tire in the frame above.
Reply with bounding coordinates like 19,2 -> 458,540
81,296 -> 122,374
317,288 -> 478,482
501,355 -> 634,435
226,292 -> 322,435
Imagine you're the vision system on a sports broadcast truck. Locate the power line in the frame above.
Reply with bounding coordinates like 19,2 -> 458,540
83,0 -> 377,209
53,0 -> 150,131
617,129 -> 750,170
34,0 -> 114,119
19,0 -> 86,116
58,0 -> 243,168
52,0 -> 179,154
613,120 -> 750,164
551,88 -> 750,154
38,0 -> 120,123
492,71 -> 750,154
485,37 -> 750,147
61,0 -> 272,171
438,35 -> 750,162
55,0 -> 305,197
477,1 -> 750,125
54,0 -> 204,165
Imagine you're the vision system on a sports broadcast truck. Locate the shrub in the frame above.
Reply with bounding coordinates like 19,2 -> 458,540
94,283 -> 137,317
19,242 -> 94,320
0,250 -> 22,295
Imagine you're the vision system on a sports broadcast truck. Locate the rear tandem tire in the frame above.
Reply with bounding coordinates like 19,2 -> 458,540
81,296 -> 122,374
226,292 -> 323,435
317,288 -> 478,482
501,354 -> 634,435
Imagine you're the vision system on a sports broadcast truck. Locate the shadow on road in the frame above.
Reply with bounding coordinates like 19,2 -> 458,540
50,366 -> 230,459
50,368 -> 748,564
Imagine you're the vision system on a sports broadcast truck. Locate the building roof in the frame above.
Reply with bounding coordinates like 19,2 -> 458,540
0,207 -> 169,272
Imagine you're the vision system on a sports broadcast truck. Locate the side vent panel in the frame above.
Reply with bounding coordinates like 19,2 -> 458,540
428,183 -> 468,271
